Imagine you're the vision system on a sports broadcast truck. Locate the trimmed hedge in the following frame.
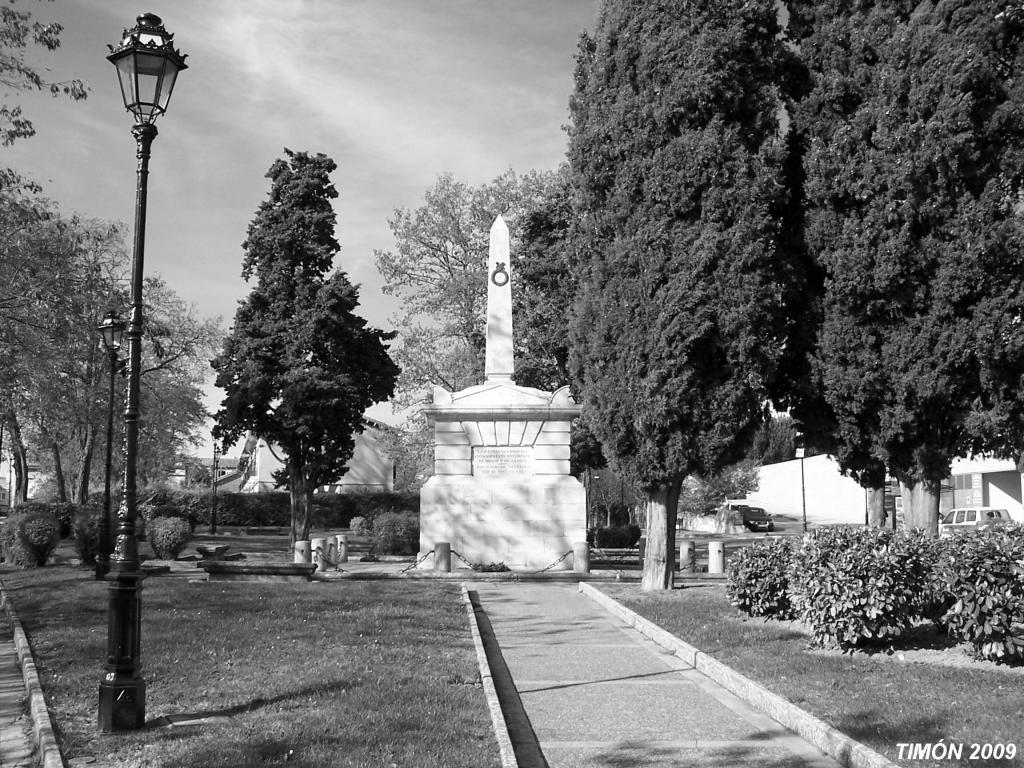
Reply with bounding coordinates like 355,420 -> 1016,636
131,488 -> 419,530
590,524 -> 642,548
1,508 -> 61,567
371,511 -> 419,555
726,537 -> 795,619
148,517 -> 192,560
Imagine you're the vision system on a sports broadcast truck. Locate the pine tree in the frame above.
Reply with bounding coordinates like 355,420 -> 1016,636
212,150 -> 399,544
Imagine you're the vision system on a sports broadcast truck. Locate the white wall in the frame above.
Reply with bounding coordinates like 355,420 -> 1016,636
746,455 -> 867,526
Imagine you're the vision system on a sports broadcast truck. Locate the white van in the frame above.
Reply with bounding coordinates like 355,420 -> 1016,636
938,507 -> 1012,537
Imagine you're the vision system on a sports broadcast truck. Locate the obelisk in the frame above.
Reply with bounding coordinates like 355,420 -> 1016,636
485,215 -> 513,381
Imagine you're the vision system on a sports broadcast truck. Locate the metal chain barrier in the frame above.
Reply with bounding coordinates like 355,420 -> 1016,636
398,550 -> 435,574
450,549 -> 481,570
521,549 -> 573,575
312,547 -> 346,572
589,542 -> 639,564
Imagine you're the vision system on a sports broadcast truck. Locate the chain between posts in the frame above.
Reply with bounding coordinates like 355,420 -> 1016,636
398,549 -> 435,574
312,546 -> 346,572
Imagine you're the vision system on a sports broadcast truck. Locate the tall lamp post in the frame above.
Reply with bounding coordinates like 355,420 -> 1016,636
98,13 -> 186,733
96,311 -> 126,581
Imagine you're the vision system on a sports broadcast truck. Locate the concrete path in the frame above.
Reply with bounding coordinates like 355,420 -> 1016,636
0,615 -> 35,768
468,582 -> 842,768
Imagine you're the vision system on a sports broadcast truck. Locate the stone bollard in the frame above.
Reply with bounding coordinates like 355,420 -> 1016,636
294,540 -> 311,564
325,536 -> 338,565
337,534 -> 349,563
573,541 -> 590,574
311,538 -> 326,572
434,541 -> 451,572
708,540 -> 725,574
679,539 -> 696,573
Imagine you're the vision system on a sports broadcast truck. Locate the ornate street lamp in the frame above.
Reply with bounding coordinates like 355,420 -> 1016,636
99,13 -> 186,734
210,444 -> 220,535
95,310 -> 126,582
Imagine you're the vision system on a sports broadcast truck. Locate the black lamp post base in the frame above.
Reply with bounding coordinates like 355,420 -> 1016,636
98,677 -> 146,732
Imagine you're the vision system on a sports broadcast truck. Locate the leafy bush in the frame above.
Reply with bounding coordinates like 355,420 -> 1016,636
0,508 -> 61,567
938,526 -> 1024,663
73,507 -> 104,566
371,511 -> 419,555
142,503 -> 198,533
788,527 -> 934,650
148,517 -> 192,560
349,516 -> 371,536
592,524 -> 642,548
9,501 -> 78,538
726,537 -> 796,619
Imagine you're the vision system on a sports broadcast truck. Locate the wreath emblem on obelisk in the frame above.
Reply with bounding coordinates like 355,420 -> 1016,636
491,262 -> 509,286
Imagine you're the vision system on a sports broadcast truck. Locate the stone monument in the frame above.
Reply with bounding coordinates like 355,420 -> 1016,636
418,216 -> 586,569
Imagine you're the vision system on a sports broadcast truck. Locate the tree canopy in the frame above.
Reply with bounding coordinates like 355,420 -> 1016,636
568,0 -> 804,588
791,0 -> 1024,532
213,150 -> 399,543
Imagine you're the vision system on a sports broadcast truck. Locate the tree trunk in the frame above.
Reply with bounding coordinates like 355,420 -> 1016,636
641,477 -> 683,591
4,409 -> 29,504
865,486 -> 886,527
75,428 -> 95,505
897,472 -> 940,536
51,440 -> 68,503
288,463 -> 312,548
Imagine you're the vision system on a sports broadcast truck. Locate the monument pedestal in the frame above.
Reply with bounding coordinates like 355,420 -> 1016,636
421,474 -> 585,570
418,216 -> 586,571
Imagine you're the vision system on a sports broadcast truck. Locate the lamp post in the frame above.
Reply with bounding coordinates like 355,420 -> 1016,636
96,311 -> 126,581
210,444 -> 220,535
98,13 -> 186,733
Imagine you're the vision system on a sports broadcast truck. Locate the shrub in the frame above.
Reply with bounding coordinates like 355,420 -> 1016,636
371,511 -> 419,555
593,524 -> 641,548
726,537 -> 796,619
73,507 -> 104,566
788,527 -> 934,650
349,516 -> 371,536
938,525 -> 1024,663
148,517 -> 192,560
1,508 -> 61,567
10,501 -> 78,538
142,503 -> 198,533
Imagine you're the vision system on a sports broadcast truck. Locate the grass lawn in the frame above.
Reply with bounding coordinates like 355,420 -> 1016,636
600,583 -> 1024,768
1,563 -> 501,768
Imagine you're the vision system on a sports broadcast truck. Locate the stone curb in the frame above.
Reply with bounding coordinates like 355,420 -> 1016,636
578,582 -> 899,768
460,585 -> 518,768
0,579 -> 66,768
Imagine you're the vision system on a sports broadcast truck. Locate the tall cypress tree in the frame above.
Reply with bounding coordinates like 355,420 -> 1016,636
792,1 -> 1024,533
568,0 -> 804,589
212,150 -> 399,544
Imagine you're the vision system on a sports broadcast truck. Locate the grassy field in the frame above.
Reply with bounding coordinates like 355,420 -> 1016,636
1,564 -> 500,768
601,583 -> 1024,768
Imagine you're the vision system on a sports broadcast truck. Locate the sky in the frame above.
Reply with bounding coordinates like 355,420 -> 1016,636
4,0 -> 601,457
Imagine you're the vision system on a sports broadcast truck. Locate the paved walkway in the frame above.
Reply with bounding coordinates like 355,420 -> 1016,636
0,614 -> 35,768
468,582 -> 842,768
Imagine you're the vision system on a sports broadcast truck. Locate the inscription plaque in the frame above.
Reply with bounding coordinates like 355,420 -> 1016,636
473,446 -> 534,476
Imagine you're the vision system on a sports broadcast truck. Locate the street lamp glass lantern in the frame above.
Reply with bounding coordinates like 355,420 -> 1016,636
107,13 -> 187,124
98,311 -> 126,352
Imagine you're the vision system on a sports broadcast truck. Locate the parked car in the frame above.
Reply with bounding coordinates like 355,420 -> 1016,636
938,507 -> 1012,537
722,501 -> 775,532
